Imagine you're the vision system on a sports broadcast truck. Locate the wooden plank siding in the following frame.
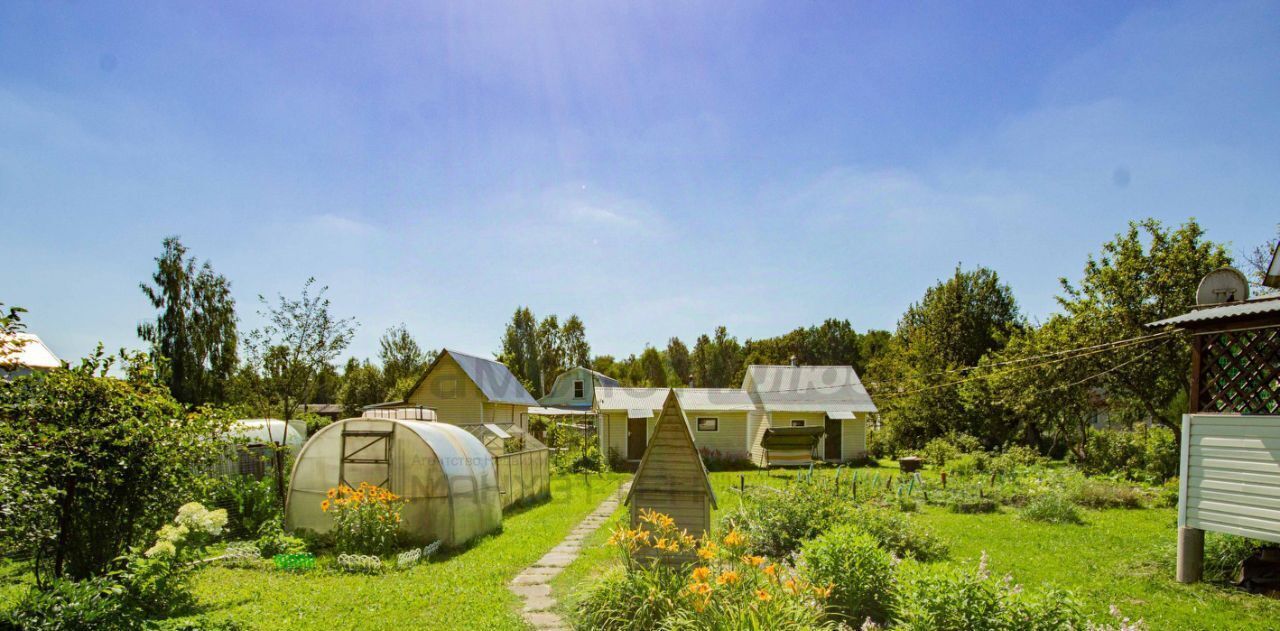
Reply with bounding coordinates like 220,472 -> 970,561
1181,413 -> 1280,544
627,391 -> 715,547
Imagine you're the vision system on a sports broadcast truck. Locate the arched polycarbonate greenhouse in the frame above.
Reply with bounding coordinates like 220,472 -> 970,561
284,416 -> 502,548
215,419 -> 307,478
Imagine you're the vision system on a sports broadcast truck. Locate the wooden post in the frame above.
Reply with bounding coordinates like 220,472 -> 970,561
1177,527 -> 1204,583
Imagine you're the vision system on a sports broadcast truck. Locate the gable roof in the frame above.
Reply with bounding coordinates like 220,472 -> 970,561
674,388 -> 755,411
0,333 -> 61,370
408,349 -> 537,406
595,386 -> 671,412
743,364 -> 877,413
624,389 -> 717,509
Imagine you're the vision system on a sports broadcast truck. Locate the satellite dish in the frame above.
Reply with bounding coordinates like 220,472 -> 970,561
1196,267 -> 1249,305
1265,243 -> 1280,289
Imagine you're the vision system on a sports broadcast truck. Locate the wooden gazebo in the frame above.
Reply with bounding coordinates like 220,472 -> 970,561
1149,265 -> 1280,583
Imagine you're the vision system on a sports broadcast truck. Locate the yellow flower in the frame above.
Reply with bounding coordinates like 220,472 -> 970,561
755,589 -> 773,602
784,578 -> 800,594
320,500 -> 331,512
326,488 -> 337,499
813,584 -> 834,599
762,564 -> 778,580
687,582 -> 712,596
716,570 -> 740,586
697,541 -> 719,561
723,530 -> 746,547
691,567 -> 711,582
743,555 -> 765,567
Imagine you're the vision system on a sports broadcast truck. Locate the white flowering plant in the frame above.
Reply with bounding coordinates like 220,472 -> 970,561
122,502 -> 228,616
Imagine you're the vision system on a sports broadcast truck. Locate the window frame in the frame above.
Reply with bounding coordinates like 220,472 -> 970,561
696,417 -> 719,432
573,380 -> 585,399
790,419 -> 806,428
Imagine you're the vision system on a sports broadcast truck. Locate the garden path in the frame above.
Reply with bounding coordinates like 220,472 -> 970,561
509,480 -> 630,630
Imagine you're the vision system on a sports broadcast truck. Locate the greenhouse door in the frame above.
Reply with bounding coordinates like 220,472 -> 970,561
340,429 -> 393,489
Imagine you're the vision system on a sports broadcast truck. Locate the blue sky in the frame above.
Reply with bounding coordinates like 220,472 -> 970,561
3,1 -> 1278,364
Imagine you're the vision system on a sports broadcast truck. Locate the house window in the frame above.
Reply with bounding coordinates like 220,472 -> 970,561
573,380 -> 585,399
790,419 -> 806,428
696,417 -> 719,432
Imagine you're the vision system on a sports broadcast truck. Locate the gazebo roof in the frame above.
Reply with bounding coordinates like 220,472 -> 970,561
1147,294 -> 1280,329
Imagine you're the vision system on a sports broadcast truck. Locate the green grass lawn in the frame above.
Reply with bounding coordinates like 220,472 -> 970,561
185,472 -> 629,631
553,464 -> 1280,631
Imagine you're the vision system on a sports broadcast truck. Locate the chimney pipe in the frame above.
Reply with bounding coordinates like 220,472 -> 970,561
789,355 -> 798,367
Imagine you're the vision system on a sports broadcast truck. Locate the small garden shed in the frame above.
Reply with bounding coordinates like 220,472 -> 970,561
625,389 -> 717,543
284,416 -> 501,548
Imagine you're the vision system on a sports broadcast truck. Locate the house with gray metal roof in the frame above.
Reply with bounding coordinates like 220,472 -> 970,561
387,348 -> 538,430
535,366 -> 619,414
742,363 -> 876,465
594,362 -> 876,466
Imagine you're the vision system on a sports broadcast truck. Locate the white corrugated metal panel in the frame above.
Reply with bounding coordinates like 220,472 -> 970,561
1180,414 -> 1280,544
1148,295 -> 1280,328
1,333 -> 61,370
826,410 -> 855,420
744,365 -> 878,413
527,406 -> 595,416
596,387 -> 670,412
674,388 -> 756,411
627,408 -> 653,419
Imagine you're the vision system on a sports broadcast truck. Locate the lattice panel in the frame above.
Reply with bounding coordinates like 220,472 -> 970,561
1198,328 -> 1280,414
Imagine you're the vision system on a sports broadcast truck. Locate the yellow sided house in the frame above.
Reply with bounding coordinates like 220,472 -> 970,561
393,348 -> 538,430
744,362 -> 877,466
594,361 -> 877,467
626,389 -> 718,551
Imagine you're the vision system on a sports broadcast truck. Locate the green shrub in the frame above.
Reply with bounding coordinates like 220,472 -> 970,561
948,495 -> 999,514
1075,426 -> 1178,482
988,445 -> 1044,474
1018,492 -> 1083,525
0,576 -> 134,631
922,438 -> 961,468
254,520 -> 307,557
894,556 -> 1089,631
847,506 -> 948,561
1203,533 -> 1265,583
1155,477 -> 1180,508
1069,479 -> 1143,509
572,566 -> 691,631
205,475 -> 278,538
722,482 -> 852,557
799,525 -> 895,624
0,352 -> 237,582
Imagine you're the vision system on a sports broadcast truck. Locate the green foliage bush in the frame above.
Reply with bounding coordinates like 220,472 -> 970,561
0,350 -> 236,582
1203,533 -> 1265,583
1018,491 -> 1083,525
721,482 -> 852,557
893,556 -> 1090,631
1068,479 -> 1144,509
1074,427 -> 1177,483
799,525 -> 895,624
697,448 -> 754,472
922,437 -> 961,467
204,475 -> 278,538
846,506 -> 948,562
572,567 -> 688,631
253,520 -> 307,557
0,576 -> 131,630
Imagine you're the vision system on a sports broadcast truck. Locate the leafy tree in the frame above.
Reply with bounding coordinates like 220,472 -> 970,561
373,325 -> 430,394
499,307 -> 541,395
690,334 -> 712,387
0,348 -> 235,583
137,237 -> 238,404
591,354 -> 622,382
639,347 -> 667,387
537,315 -> 565,396
0,302 -> 28,369
338,358 -> 386,416
244,278 -> 356,500
1243,223 -> 1279,291
1051,218 -> 1229,432
666,337 -> 691,385
709,326 -> 744,387
870,266 -> 1022,448
561,315 -> 591,368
